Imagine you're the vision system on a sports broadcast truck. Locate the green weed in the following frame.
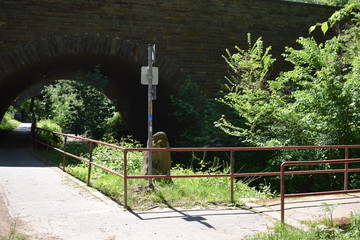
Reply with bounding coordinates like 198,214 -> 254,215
66,163 -> 273,210
37,139 -> 273,210
0,112 -> 20,130
5,219 -> 26,240
248,213 -> 360,240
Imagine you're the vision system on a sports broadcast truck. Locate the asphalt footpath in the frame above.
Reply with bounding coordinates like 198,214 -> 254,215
250,192 -> 360,230
0,123 -> 275,240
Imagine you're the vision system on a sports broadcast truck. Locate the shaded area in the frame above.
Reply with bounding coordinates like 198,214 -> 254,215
0,54 -> 179,144
0,123 -> 46,167
128,196 -> 216,229
0,148 -> 47,167
0,123 -> 32,149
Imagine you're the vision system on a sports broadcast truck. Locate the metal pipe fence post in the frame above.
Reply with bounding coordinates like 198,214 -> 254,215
46,132 -> 50,161
280,163 -> 286,224
34,128 -> 38,151
62,136 -> 67,171
87,142 -> 93,186
230,151 -> 235,203
123,150 -> 128,209
344,147 -> 349,190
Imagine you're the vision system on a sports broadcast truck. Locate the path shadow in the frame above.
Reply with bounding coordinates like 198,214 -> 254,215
128,196 -> 260,229
0,123 -> 32,149
265,195 -> 360,208
0,123 -> 47,167
257,194 -> 360,214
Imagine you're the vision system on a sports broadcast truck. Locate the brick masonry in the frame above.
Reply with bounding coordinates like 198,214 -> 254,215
0,0 -> 337,140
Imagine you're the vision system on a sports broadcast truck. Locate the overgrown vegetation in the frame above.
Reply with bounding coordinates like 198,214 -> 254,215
40,65 -> 117,139
0,107 -> 20,130
36,119 -> 63,146
249,213 -> 360,240
36,137 -> 273,209
169,2 -> 360,193
170,78 -> 239,148
217,3 -> 360,193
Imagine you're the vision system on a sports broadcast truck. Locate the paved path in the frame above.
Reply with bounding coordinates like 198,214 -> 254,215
0,124 -> 274,240
251,192 -> 360,230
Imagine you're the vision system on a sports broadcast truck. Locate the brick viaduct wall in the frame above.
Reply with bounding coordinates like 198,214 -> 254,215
0,0 -> 336,140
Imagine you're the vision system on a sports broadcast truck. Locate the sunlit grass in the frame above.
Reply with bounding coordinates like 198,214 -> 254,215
67,164 -> 273,210
37,142 -> 274,210
0,113 -> 20,130
248,214 -> 360,240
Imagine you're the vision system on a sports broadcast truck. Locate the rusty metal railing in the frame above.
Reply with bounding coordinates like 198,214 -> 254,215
280,158 -> 360,224
32,127 -> 360,212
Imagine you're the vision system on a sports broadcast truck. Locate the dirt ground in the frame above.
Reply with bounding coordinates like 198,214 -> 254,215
0,192 -> 12,239
0,192 -> 27,240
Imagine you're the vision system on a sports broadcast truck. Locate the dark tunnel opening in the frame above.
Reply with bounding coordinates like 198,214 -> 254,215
0,54 -> 180,144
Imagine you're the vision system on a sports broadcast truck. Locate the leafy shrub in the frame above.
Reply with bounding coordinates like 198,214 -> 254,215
41,65 -> 116,139
105,112 -> 127,139
0,107 -> 20,130
86,135 -> 144,177
36,119 -> 63,146
250,213 -> 360,240
215,4 -> 360,193
170,78 -> 239,148
170,78 -> 240,169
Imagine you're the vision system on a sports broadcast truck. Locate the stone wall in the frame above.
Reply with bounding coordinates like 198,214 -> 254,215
0,0 -> 336,92
0,0 -> 337,140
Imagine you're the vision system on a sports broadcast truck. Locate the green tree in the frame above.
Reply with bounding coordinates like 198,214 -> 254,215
218,4 -> 360,147
42,65 -> 116,139
170,78 -> 238,148
216,3 -> 360,192
216,34 -> 282,146
310,1 -> 360,34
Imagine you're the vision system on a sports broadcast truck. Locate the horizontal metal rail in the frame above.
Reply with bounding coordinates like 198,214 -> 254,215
33,128 -> 360,152
280,158 -> 360,224
33,127 -> 360,210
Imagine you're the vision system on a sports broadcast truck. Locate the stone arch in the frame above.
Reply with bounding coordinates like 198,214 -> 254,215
0,33 -> 185,142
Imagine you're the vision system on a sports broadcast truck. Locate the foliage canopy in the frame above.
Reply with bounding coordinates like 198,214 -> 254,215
212,3 -> 360,192
41,65 -> 116,139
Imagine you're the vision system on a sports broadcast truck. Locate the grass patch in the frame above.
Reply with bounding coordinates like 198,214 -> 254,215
68,166 -> 273,210
249,214 -> 360,240
5,220 -> 27,240
0,113 -> 20,130
36,141 -> 274,210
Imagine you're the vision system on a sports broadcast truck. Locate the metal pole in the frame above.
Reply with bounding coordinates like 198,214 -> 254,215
87,142 -> 93,186
62,136 -> 67,171
46,133 -> 50,161
124,150 -> 128,209
34,128 -> 38,151
344,147 -> 349,190
147,44 -> 154,186
280,163 -> 286,224
230,151 -> 235,203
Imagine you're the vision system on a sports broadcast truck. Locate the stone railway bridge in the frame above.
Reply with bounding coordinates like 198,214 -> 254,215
0,0 -> 336,141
